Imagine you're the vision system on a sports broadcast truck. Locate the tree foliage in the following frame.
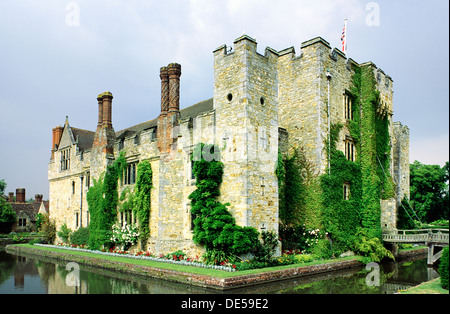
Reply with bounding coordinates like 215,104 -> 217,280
408,160 -> 449,223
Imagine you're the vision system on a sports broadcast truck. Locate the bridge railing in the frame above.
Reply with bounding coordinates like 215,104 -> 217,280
382,229 -> 449,244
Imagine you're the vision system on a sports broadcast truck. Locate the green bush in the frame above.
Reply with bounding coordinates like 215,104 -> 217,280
439,246 -> 449,290
57,223 -> 72,244
354,232 -> 394,264
295,254 -> 314,263
70,227 -> 90,246
39,214 -> 56,244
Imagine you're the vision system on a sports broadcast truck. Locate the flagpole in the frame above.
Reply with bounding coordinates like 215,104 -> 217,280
344,18 -> 348,54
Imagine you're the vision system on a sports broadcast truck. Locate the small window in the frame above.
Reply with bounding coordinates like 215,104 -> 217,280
343,182 -> 351,200
18,218 -> 27,227
60,148 -> 71,171
260,97 -> 265,106
345,139 -> 355,162
122,162 -> 138,186
72,181 -> 75,194
227,93 -> 233,102
344,94 -> 353,121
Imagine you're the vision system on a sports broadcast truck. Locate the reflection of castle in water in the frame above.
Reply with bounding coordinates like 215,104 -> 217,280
0,251 -> 438,294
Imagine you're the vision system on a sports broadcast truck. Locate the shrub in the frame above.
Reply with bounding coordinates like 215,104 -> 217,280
70,227 -> 90,246
39,214 -> 56,244
354,232 -> 394,264
439,246 -> 449,290
295,254 -> 314,263
254,230 -> 279,262
166,250 -> 186,261
57,223 -> 72,244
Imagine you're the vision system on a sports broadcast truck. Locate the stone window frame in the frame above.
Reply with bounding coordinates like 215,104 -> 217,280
343,182 -> 351,200
60,147 -> 71,171
122,162 -> 138,186
345,136 -> 355,162
343,92 -> 354,121
18,217 -> 27,227
186,148 -> 196,186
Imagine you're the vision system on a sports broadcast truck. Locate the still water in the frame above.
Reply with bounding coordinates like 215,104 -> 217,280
0,249 -> 438,294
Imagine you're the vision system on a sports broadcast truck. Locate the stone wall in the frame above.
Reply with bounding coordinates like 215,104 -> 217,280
213,35 -> 279,235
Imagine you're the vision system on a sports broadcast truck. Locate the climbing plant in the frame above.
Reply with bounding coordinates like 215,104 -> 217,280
188,143 -> 260,263
133,160 -> 153,247
317,64 -> 396,260
87,152 -> 127,250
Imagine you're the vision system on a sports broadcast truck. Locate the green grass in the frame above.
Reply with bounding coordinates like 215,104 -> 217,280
400,278 -> 449,294
9,244 -> 362,278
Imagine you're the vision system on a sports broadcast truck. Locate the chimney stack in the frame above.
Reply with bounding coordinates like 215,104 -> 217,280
35,194 -> 43,203
52,125 -> 64,152
160,66 -> 169,116
16,188 -> 25,203
168,63 -> 182,113
8,192 -> 14,203
100,91 -> 113,128
97,95 -> 104,128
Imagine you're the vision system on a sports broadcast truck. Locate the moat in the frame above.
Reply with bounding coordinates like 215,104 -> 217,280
0,248 -> 437,294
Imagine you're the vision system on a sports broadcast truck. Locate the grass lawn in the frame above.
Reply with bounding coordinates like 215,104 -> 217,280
400,278 -> 449,294
10,244 -> 361,278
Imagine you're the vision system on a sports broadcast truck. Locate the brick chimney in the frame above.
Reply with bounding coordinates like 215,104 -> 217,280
157,63 -> 181,154
93,91 -> 116,154
8,192 -> 14,203
101,91 -> 113,128
51,125 -> 64,158
35,194 -> 43,203
97,95 -> 104,128
168,63 -> 181,113
160,66 -> 169,116
16,188 -> 25,203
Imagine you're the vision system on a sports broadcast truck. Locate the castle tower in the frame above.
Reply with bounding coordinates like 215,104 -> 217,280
213,35 -> 279,234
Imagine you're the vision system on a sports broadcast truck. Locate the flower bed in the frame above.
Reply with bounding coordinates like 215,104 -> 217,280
34,243 -> 237,272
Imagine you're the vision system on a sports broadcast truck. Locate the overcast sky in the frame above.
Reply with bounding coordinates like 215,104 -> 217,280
0,0 -> 448,200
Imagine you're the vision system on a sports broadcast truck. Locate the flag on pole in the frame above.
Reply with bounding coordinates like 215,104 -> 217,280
341,19 -> 347,54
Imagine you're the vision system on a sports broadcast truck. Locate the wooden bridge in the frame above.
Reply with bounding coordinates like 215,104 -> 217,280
383,229 -> 449,266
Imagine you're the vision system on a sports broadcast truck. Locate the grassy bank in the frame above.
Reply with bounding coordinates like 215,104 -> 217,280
7,243 -> 361,278
400,278 -> 449,294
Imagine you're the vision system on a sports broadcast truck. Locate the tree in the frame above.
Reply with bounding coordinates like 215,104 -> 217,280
0,179 -> 16,233
409,161 -> 449,223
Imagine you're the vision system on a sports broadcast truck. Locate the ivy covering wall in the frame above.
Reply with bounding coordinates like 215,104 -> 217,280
188,143 -> 260,263
87,152 -> 153,250
279,64 -> 395,261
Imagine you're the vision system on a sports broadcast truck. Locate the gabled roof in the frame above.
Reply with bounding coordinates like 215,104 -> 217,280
11,202 -> 40,221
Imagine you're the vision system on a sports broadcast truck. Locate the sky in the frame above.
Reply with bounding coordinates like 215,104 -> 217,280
0,0 -> 448,200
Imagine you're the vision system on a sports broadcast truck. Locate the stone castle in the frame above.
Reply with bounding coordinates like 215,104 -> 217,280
48,35 -> 410,256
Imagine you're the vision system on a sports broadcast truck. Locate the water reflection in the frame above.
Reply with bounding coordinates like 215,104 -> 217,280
0,249 -> 438,294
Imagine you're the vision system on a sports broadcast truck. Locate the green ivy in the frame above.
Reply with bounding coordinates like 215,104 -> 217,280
133,160 -> 153,247
188,143 -> 260,263
87,152 -> 127,250
317,64 -> 395,258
